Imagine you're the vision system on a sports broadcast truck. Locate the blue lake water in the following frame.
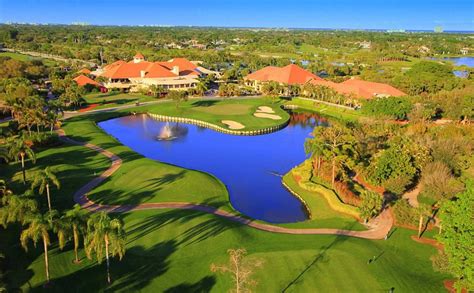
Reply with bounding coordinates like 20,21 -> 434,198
442,57 -> 474,67
99,112 -> 327,223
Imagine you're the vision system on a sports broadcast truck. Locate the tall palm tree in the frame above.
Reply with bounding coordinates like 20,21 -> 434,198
85,212 -> 126,284
20,210 -> 56,284
7,136 -> 36,185
31,167 -> 60,213
304,134 -> 325,180
64,204 -> 88,264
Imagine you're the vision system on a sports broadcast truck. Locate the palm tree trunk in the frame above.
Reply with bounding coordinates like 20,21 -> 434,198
46,184 -> 52,212
418,215 -> 423,238
73,225 -> 80,263
105,234 -> 111,284
21,153 -> 26,185
43,236 -> 50,283
317,157 -> 321,177
331,159 -> 336,187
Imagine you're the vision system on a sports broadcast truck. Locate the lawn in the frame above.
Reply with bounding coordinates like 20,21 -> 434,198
82,92 -> 156,110
1,99 -> 449,292
3,208 -> 448,292
148,98 -> 290,131
0,51 -> 57,66
286,97 -> 364,122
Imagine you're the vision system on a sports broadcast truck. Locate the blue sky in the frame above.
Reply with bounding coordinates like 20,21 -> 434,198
0,0 -> 473,31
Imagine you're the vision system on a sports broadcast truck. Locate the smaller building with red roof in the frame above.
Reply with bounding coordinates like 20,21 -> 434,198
245,64 -> 406,99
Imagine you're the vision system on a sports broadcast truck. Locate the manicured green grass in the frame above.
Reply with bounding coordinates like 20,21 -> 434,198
3,208 -> 448,292
148,98 -> 290,131
0,52 -> 56,66
286,98 -> 363,122
82,92 -> 156,110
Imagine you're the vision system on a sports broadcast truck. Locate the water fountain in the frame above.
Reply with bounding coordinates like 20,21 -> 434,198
157,122 -> 177,141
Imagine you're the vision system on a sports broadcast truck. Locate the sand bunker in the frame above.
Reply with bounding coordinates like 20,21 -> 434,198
221,120 -> 245,130
253,113 -> 282,120
256,106 -> 275,114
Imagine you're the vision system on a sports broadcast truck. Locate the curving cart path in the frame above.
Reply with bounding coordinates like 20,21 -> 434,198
57,129 -> 393,240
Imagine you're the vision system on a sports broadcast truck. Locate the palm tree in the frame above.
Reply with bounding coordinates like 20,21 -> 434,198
64,204 -> 88,264
304,134 -> 325,180
0,194 -> 38,228
0,179 -> 12,198
7,136 -> 36,185
85,212 -> 126,284
20,210 -> 56,285
31,167 -> 60,213
417,204 -> 432,238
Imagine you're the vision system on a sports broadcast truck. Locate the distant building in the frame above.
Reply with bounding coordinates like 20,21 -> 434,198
91,53 -> 217,92
358,41 -> 372,49
460,48 -> 470,55
245,64 -> 406,99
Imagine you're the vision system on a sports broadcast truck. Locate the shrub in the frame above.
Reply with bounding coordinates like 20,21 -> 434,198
392,199 -> 419,226
362,97 -> 413,120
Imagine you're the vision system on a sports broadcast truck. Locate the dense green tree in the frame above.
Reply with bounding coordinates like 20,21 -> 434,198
395,61 -> 459,95
358,190 -> 383,222
437,183 -> 474,291
362,97 -> 413,120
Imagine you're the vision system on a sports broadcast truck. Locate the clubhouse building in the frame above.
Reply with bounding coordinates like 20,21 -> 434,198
91,53 -> 218,92
244,64 -> 406,99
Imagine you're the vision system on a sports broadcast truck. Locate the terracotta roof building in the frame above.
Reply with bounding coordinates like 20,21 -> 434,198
92,53 -> 217,91
73,75 -> 101,87
245,64 -> 406,99
244,64 -> 323,89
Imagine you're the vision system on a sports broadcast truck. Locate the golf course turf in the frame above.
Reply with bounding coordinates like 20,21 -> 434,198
1,98 -> 449,291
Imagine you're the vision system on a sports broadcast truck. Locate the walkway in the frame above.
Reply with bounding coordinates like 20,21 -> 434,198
57,129 -> 393,240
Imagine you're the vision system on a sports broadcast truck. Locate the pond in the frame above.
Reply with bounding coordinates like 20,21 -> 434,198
98,111 -> 327,223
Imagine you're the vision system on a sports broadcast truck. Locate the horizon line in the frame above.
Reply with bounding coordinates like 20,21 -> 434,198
1,22 -> 473,34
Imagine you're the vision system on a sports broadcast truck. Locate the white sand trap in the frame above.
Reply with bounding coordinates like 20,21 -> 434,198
256,106 -> 275,113
221,120 -> 245,129
253,113 -> 282,120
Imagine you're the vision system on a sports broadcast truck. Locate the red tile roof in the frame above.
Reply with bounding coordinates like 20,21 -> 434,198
78,68 -> 91,74
74,75 -> 101,87
309,78 -> 406,99
100,57 -> 200,79
339,79 -> 406,98
245,64 -> 323,85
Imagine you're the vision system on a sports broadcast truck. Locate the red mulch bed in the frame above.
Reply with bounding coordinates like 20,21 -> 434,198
410,235 -> 443,250
78,104 -> 100,112
353,173 -> 385,195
